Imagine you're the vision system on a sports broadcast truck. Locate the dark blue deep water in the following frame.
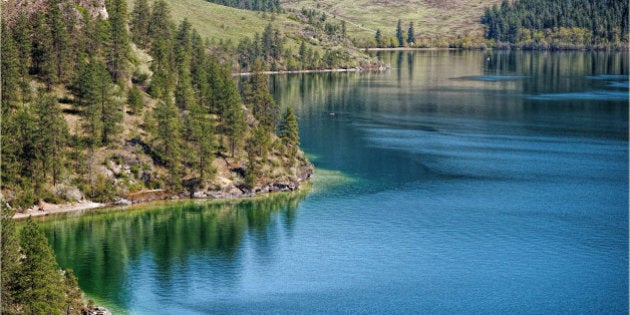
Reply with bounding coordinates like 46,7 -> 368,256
43,51 -> 628,314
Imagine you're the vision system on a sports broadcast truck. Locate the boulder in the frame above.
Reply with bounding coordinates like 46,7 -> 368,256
114,198 -> 132,206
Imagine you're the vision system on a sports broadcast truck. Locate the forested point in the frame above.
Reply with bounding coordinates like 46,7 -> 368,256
481,0 -> 629,49
205,0 -> 282,12
1,0 -> 311,209
1,0 -> 311,310
1,202 -> 84,314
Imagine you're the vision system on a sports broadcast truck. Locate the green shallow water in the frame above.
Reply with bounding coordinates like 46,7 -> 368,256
40,51 -> 628,314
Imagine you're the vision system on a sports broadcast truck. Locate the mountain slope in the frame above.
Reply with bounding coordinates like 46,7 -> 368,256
128,0 -> 301,44
281,0 -> 503,40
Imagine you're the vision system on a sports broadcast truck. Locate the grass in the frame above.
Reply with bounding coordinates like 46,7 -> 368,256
128,0 -> 302,44
129,0 -> 501,45
280,0 -> 503,40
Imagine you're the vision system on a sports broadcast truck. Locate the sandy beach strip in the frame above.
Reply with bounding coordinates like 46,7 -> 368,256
13,201 -> 106,219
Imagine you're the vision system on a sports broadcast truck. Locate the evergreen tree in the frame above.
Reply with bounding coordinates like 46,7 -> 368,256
396,19 -> 404,47
299,41 -> 307,59
12,12 -> 33,104
147,2 -> 175,98
154,97 -> 182,187
128,84 -> 144,114
64,269 -> 84,315
73,60 -> 102,148
375,29 -> 383,47
242,61 -> 279,132
186,103 -> 215,181
174,19 -> 195,110
31,10 -> 55,88
16,217 -> 67,314
1,202 -> 21,314
106,0 -> 130,82
33,92 -> 69,187
48,0 -> 72,84
130,0 -> 151,49
222,73 -> 246,157
278,106 -> 299,157
407,22 -> 416,45
1,22 -> 21,107
13,107 -> 41,195
191,30 -> 212,109
97,72 -> 123,146
149,0 -> 174,46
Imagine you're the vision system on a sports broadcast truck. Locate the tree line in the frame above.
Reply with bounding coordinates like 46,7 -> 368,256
362,20 -> 415,48
481,0 -> 629,49
205,0 -> 282,12
1,203 -> 84,314
1,0 -> 304,312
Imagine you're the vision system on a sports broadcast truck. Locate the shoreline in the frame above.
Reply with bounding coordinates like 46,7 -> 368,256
12,179 -> 312,220
13,200 -> 107,219
233,66 -> 389,76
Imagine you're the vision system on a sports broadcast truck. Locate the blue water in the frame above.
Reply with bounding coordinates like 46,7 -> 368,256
44,51 -> 628,314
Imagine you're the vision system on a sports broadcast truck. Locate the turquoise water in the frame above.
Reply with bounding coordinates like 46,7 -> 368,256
43,51 -> 628,314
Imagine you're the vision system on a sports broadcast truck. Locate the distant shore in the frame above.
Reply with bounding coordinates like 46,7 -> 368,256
234,65 -> 389,76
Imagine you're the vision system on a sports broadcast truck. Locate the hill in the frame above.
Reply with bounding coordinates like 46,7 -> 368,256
128,0 -> 299,45
281,0 -> 502,41
130,0 -> 502,44
1,0 -> 313,212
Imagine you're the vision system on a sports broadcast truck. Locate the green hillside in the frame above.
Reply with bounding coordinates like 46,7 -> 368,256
130,0 -> 501,47
128,0 -> 300,44
280,0 -> 502,41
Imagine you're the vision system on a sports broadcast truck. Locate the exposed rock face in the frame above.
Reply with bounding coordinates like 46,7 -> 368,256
53,184 -> 83,202
2,0 -> 108,28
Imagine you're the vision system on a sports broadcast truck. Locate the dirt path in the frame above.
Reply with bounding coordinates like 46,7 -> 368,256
13,201 -> 106,219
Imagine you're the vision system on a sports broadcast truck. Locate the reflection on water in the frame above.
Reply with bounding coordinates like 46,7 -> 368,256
39,191 -> 308,313
43,51 -> 628,314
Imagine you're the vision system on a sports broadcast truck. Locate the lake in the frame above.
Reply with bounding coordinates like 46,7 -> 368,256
42,51 -> 628,314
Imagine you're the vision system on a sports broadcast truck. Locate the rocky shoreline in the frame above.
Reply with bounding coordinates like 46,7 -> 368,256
13,168 -> 313,220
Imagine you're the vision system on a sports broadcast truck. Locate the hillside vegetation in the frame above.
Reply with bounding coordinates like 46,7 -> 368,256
146,0 -> 627,50
1,0 -> 312,212
482,0 -> 628,49
280,0 -> 503,45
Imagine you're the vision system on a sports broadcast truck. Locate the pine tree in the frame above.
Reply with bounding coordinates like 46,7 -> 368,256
73,60 -> 102,148
222,74 -> 246,157
396,19 -> 404,47
128,84 -> 144,114
130,0 -> 151,49
186,103 -> 215,182
154,97 -> 182,187
407,22 -> 415,45
31,10 -> 55,88
98,77 -> 124,145
48,0 -> 72,84
64,269 -> 84,315
1,22 -> 21,107
191,30 -> 211,109
106,0 -> 130,82
1,202 -> 21,314
16,217 -> 67,314
11,12 -> 33,104
149,0 -> 174,46
174,19 -> 194,110
278,106 -> 299,158
375,29 -> 383,47
243,61 -> 279,132
299,41 -> 307,59
33,92 -> 69,187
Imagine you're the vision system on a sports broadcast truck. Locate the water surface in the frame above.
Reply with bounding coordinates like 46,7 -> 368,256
42,51 -> 628,314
